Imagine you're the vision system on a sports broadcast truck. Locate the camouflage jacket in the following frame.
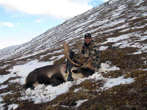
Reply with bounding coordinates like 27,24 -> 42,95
81,41 -> 100,70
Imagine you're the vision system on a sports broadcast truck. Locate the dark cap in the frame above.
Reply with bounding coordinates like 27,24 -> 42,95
84,33 -> 91,38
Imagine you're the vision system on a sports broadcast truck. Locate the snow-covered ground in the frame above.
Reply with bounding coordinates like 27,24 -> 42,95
20,62 -> 134,104
0,0 -> 146,109
0,73 -> 16,84
75,99 -> 88,107
102,76 -> 134,89
0,59 -> 135,109
21,82 -> 73,104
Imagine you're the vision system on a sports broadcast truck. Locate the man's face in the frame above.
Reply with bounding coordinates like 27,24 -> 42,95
85,37 -> 91,44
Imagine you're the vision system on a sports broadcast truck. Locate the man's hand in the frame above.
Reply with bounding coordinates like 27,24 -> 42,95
81,57 -> 95,70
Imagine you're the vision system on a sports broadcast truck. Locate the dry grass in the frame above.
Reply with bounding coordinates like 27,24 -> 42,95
77,70 -> 147,110
0,2 -> 146,109
100,47 -> 145,70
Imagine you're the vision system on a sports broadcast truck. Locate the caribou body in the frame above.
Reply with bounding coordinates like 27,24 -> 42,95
25,42 -> 95,89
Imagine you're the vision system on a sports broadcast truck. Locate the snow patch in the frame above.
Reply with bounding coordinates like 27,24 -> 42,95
76,99 -> 88,107
74,87 -> 82,93
20,62 -> 134,104
21,82 -> 73,104
9,60 -> 53,85
0,85 -> 8,90
136,0 -> 144,6
99,46 -> 108,51
0,91 -> 13,110
0,103 -> 5,110
0,91 -> 13,97
0,64 -> 9,69
103,76 -> 134,89
8,104 -> 18,110
109,0 -> 119,4
0,73 -> 16,84
132,44 -> 147,54
103,34 -> 130,44
142,68 -> 147,71
99,62 -> 120,73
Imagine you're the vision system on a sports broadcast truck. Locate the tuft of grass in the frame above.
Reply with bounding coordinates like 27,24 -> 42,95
125,70 -> 147,80
0,68 -> 10,75
100,47 -> 144,70
2,83 -> 23,104
46,105 -> 71,110
102,70 -> 124,78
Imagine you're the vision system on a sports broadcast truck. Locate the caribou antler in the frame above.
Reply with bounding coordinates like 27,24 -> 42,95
63,42 -> 81,67
63,42 -> 95,70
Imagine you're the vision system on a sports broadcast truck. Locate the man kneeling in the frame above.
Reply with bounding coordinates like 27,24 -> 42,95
66,33 -> 101,81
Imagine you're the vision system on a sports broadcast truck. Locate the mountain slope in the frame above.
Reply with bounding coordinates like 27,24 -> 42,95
0,0 -> 146,61
0,0 -> 146,110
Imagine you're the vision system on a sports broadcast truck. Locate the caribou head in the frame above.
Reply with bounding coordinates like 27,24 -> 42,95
63,42 -> 95,70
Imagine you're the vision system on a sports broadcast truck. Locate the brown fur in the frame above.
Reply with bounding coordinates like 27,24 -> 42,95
25,62 -> 95,89
25,43 -> 95,89
24,62 -> 89,89
25,63 -> 67,89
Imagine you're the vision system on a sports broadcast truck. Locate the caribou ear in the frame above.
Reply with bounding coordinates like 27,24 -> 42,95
63,42 -> 80,67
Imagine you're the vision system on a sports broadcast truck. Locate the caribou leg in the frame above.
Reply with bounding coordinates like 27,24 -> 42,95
67,60 -> 73,81
66,50 -> 75,81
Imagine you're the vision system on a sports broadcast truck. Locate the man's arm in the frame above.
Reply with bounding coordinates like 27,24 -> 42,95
81,45 -> 85,54
90,45 -> 101,70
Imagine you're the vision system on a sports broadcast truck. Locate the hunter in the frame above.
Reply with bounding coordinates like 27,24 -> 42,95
81,33 -> 100,71
66,33 -> 101,81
